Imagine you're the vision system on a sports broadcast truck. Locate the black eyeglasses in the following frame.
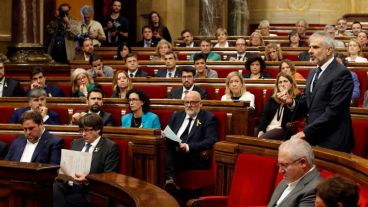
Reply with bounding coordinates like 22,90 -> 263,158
277,158 -> 302,170
79,128 -> 94,133
184,101 -> 200,106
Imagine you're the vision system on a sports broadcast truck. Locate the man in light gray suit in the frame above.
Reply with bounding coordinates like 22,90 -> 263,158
268,138 -> 322,207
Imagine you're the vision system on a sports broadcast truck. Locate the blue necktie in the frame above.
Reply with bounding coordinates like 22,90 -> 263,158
84,143 -> 92,152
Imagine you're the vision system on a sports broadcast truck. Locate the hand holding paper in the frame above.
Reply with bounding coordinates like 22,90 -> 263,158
164,125 -> 181,143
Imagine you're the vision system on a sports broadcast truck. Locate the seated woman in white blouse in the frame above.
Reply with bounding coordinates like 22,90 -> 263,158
221,71 -> 255,109
346,38 -> 368,63
214,27 -> 230,48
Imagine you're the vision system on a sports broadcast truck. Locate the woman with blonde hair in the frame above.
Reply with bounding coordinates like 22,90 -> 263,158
111,70 -> 132,98
249,31 -> 264,47
346,38 -> 368,62
265,43 -> 283,61
214,27 -> 230,48
152,39 -> 172,61
257,72 -> 301,140
221,71 -> 255,109
279,59 -> 305,80
71,68 -> 96,97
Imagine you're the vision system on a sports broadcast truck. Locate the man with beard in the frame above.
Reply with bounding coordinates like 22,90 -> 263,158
101,0 -> 129,46
9,88 -> 60,125
74,38 -> 94,61
71,88 -> 115,126
164,90 -> 219,191
168,66 -> 208,100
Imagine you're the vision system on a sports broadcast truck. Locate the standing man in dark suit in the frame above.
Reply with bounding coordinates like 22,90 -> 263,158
0,60 -> 24,97
53,113 -> 120,207
165,91 -> 218,190
135,26 -> 159,47
268,138 -> 322,207
27,67 -> 64,97
5,110 -> 64,164
156,52 -> 181,78
125,53 -> 148,78
283,31 -> 354,152
0,141 -> 8,160
9,88 -> 60,125
168,66 -> 208,100
71,87 -> 115,126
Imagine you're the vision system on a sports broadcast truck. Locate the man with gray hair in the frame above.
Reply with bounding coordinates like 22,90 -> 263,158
77,5 -> 106,47
279,31 -> 354,152
9,88 -> 60,125
268,138 -> 322,207
324,24 -> 345,48
295,19 -> 308,39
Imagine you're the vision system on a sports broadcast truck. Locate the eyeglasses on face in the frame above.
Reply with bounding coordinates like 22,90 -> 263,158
79,128 -> 95,133
184,101 -> 200,106
277,158 -> 302,170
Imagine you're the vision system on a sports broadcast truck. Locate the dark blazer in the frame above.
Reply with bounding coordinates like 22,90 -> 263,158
27,84 -> 64,97
0,141 -> 8,160
156,68 -> 181,78
9,107 -> 60,125
135,38 -> 159,47
297,59 -> 354,152
5,130 -> 64,164
168,110 -> 219,152
133,69 -> 148,77
70,137 -> 120,173
78,110 -> 115,126
1,78 -> 24,97
258,94 -> 302,139
268,167 -> 322,207
168,85 -> 209,100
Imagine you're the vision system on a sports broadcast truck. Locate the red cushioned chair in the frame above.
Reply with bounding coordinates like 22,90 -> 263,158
134,85 -> 168,99
0,107 -> 15,124
188,153 -> 278,207
352,119 -> 368,157
49,108 -> 70,125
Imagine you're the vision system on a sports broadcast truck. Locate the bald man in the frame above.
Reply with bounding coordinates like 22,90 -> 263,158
164,91 -> 219,191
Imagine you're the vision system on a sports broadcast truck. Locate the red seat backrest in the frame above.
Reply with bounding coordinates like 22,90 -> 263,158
352,119 -> 368,157
57,83 -> 71,97
0,107 -> 15,124
103,107 -> 125,126
0,135 -> 18,145
49,108 -> 70,125
150,109 -> 174,130
109,138 -> 129,174
227,153 -> 278,207
201,86 -> 216,100
134,85 -> 168,99
213,112 -> 227,141
247,88 -> 265,117
100,85 -> 113,98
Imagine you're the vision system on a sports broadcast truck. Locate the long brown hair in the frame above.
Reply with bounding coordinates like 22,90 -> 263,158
273,72 -> 300,103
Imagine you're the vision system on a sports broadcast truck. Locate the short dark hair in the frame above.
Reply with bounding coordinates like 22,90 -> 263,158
58,3 -> 71,10
30,67 -> 45,79
181,29 -> 192,36
20,110 -> 43,125
89,54 -> 102,65
116,42 -> 131,60
193,53 -> 207,63
352,21 -> 362,29
245,55 -> 266,71
199,38 -> 211,45
126,88 -> 151,113
164,51 -> 177,60
180,66 -> 196,77
79,113 -> 104,135
316,176 -> 359,207
141,25 -> 152,34
87,87 -> 104,99
125,52 -> 137,62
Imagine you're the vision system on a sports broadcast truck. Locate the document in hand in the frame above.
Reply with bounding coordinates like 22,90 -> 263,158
164,125 -> 182,143
59,149 -> 92,176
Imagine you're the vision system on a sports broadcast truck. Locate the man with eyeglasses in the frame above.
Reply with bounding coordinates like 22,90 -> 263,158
228,38 -> 250,62
9,88 -> 60,125
168,66 -> 208,100
71,87 -> 115,126
268,138 -> 322,207
5,110 -> 63,164
164,90 -> 219,192
53,113 -> 120,207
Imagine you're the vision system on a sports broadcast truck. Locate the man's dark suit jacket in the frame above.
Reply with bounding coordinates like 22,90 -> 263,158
132,69 -> 149,78
268,167 -> 322,207
27,84 -> 64,97
1,78 -> 24,97
135,38 -> 159,47
168,85 -> 209,100
9,107 -> 60,125
156,68 -> 181,78
5,130 -> 64,164
76,110 -> 115,126
297,59 -> 354,152
0,141 -> 8,160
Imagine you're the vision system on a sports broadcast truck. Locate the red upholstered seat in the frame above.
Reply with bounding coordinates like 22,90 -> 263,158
193,153 -> 278,207
151,109 -> 174,130
134,85 -> 168,99
103,108 -> 125,126
0,135 -> 17,145
201,86 -> 216,100
0,107 -> 15,124
57,83 -> 71,97
352,119 -> 368,157
109,138 -> 130,174
49,108 -> 70,125
100,85 -> 113,98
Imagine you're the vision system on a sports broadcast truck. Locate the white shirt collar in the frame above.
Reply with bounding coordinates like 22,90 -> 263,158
318,56 -> 334,72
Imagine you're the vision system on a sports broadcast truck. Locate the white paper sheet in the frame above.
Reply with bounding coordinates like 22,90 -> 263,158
164,125 -> 182,143
59,149 -> 92,176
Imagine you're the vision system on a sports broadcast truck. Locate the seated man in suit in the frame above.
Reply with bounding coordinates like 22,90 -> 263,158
268,138 -> 322,207
53,113 -> 120,207
87,54 -> 114,78
165,91 -> 219,191
178,29 -> 198,48
0,60 -> 24,97
5,110 -> 64,164
189,38 -> 221,61
168,66 -> 208,100
0,141 -> 8,160
71,87 -> 115,126
228,38 -> 250,62
74,38 -> 94,62
27,67 -> 64,97
125,53 -> 148,78
9,88 -> 60,125
135,25 -> 159,48
156,52 -> 181,78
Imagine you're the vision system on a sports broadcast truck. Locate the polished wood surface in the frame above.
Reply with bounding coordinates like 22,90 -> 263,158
88,172 -> 179,207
